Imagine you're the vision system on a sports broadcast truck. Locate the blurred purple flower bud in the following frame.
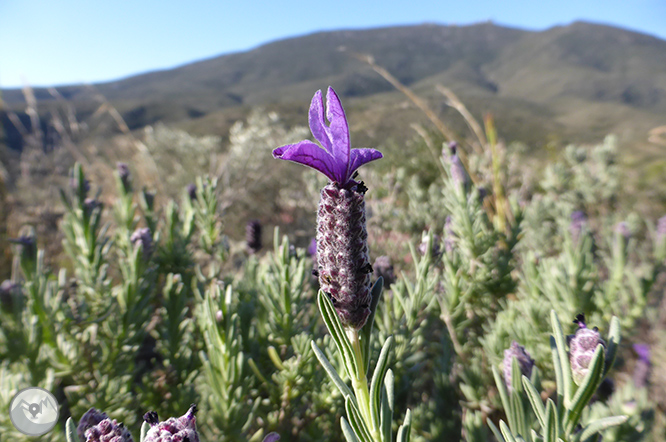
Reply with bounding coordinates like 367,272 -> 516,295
657,215 -> 666,239
262,433 -> 280,442
70,175 -> 90,196
445,141 -> 469,189
130,227 -> 153,259
503,341 -> 535,393
444,216 -> 455,253
246,220 -> 262,254
116,162 -> 131,193
307,238 -> 317,258
83,198 -> 101,216
569,211 -> 587,242
215,310 -> 223,323
418,234 -> 441,257
143,405 -> 199,442
633,344 -> 651,388
569,314 -> 606,386
615,222 -> 631,240
83,416 -> 133,442
10,234 -> 37,262
0,280 -> 19,310
373,255 -> 395,287
142,190 -> 155,211
186,183 -> 197,201
77,408 -> 109,442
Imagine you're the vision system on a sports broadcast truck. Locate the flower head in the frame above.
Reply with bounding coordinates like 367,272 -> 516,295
143,405 -> 199,442
77,408 -> 109,442
273,87 -> 382,187
503,341 -> 535,393
568,314 -> 606,385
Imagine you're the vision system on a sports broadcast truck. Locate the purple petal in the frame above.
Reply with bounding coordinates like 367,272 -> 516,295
349,148 -> 383,176
325,87 -> 351,178
273,141 -> 345,183
308,90 -> 333,153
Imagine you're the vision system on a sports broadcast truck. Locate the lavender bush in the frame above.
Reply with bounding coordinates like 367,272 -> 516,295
0,86 -> 664,442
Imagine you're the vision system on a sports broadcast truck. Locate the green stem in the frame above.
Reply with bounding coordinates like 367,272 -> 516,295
348,329 -> 382,442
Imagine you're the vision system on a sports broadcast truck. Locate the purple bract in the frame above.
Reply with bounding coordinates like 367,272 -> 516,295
272,87 -> 382,187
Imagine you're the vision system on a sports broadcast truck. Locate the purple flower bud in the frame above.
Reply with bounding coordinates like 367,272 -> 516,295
633,344 -> 651,388
186,183 -> 197,201
418,233 -> 441,257
656,215 -> 666,241
444,141 -> 469,188
0,280 -> 19,309
83,416 -> 133,442
215,310 -> 223,323
83,198 -> 101,216
130,227 -> 153,259
77,408 -> 109,442
262,433 -> 280,442
316,182 -> 373,330
569,314 -> 606,386
116,162 -> 131,193
614,222 -> 631,240
503,341 -> 535,393
569,211 -> 587,242
70,175 -> 90,196
307,238 -> 317,258
373,256 -> 395,287
143,405 -> 199,442
10,234 -> 37,262
444,215 -> 455,254
246,220 -> 262,254
142,190 -> 155,211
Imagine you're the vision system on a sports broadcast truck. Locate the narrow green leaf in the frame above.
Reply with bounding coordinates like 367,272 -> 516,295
396,409 -> 412,442
140,421 -> 150,442
341,417 -> 362,442
345,396 -> 373,442
551,310 -> 572,408
544,399 -> 558,442
500,420 -> 518,442
360,277 -> 383,375
602,316 -> 621,378
318,290 -> 357,379
550,336 -> 565,419
488,420 -> 504,442
522,375 -> 546,430
578,415 -> 628,441
531,429 -> 543,442
370,336 -> 394,433
65,418 -> 77,442
493,365 -> 511,419
311,341 -> 354,399
381,369 -> 395,442
509,389 -> 527,439
564,345 -> 605,434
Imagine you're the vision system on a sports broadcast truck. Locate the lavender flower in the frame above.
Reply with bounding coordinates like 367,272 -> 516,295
614,221 -> 631,240
632,343 -> 651,388
273,87 -> 382,330
130,227 -> 153,259
186,183 -> 197,201
444,141 -> 469,189
568,314 -> 606,386
117,162 -> 131,193
373,255 -> 395,287
503,341 -> 535,393
246,219 -> 262,253
273,87 -> 382,187
77,408 -> 109,442
569,211 -> 587,243
143,405 -> 199,442
83,417 -> 133,442
10,234 -> 37,262
0,280 -> 19,309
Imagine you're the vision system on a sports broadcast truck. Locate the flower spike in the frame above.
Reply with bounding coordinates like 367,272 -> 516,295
273,87 -> 382,187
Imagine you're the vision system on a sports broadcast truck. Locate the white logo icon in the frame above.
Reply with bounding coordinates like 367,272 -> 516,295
9,387 -> 60,436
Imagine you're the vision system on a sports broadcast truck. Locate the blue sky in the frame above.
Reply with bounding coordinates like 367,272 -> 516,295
1,0 -> 665,89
